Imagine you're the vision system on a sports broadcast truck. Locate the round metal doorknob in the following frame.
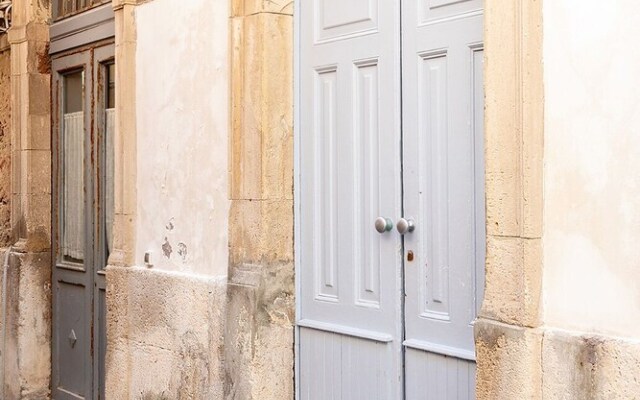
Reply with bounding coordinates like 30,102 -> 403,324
374,217 -> 394,233
396,218 -> 415,235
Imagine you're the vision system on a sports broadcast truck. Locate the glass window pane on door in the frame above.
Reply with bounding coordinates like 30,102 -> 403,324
61,70 -> 85,264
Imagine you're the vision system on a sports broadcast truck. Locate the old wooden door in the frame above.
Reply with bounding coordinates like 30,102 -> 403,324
297,0 -> 484,398
52,43 -> 115,400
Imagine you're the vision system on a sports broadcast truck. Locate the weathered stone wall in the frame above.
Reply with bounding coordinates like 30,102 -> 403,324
3,0 -> 53,396
0,46 -> 11,392
106,267 -> 226,398
475,1 -> 544,398
477,1 -> 640,399
541,330 -> 640,399
105,0 -> 231,398
0,43 -> 10,246
225,0 -> 295,398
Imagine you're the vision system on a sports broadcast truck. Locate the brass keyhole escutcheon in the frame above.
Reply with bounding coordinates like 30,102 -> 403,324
407,251 -> 414,262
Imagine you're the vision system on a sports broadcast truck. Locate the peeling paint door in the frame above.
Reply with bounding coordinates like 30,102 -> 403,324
297,0 -> 484,398
52,44 -> 114,400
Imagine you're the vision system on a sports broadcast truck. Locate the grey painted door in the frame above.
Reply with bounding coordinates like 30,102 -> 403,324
298,0 -> 404,398
401,1 -> 484,398
52,44 -> 114,400
298,1 -> 484,398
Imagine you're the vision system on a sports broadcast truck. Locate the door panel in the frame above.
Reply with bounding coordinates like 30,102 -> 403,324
53,51 -> 93,400
299,327 -> 398,399
54,274 -> 90,398
52,43 -> 114,400
93,44 -> 115,400
402,0 -> 484,397
417,0 -> 482,24
298,0 -> 403,397
405,349 -> 476,399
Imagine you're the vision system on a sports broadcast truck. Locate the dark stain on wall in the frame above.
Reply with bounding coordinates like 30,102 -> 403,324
162,237 -> 172,258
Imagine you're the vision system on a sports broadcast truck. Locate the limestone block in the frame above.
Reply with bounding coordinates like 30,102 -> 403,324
597,338 -> 640,399
543,329 -> 640,400
474,318 -> 542,400
2,250 -> 52,399
259,14 -> 293,201
232,0 -> 294,18
484,0 -> 543,239
10,0 -> 50,27
229,199 -> 293,265
224,262 -> 294,400
520,0 -> 544,240
105,266 -> 227,399
26,113 -> 50,150
110,213 -> 136,267
23,193 -> 51,251
10,41 -> 25,77
480,235 -> 541,327
230,13 -> 293,201
111,3 -> 138,268
2,251 -> 21,399
22,39 -> 50,76
24,149 -> 50,195
26,73 -> 49,116
0,50 -> 11,246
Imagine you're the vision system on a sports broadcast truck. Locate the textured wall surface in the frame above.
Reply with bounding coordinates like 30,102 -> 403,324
3,0 -> 54,396
106,267 -> 226,399
481,0 -> 544,329
477,1 -> 640,399
475,0 -> 545,396
543,0 -> 640,338
134,0 -> 229,276
226,0 -> 295,398
542,330 -> 640,399
106,0 -> 230,397
0,48 -> 10,246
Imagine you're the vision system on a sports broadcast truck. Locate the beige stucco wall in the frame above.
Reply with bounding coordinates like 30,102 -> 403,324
105,0 -> 230,397
134,0 -> 229,276
543,0 -> 640,338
